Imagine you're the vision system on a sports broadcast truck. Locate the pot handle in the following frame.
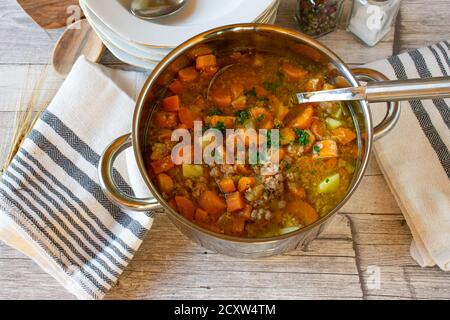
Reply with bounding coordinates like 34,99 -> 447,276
98,133 -> 163,212
351,68 -> 401,140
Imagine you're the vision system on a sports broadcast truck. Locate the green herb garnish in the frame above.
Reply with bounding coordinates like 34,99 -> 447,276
206,121 -> 226,133
235,109 -> 251,125
209,107 -> 223,116
245,88 -> 257,97
313,145 -> 321,153
294,128 -> 310,146
257,114 -> 265,122
263,81 -> 280,93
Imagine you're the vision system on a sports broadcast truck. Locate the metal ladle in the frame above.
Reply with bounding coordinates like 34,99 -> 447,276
131,0 -> 186,20
296,76 -> 450,104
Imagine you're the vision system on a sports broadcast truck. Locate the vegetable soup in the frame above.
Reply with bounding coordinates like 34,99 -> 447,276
145,46 -> 360,238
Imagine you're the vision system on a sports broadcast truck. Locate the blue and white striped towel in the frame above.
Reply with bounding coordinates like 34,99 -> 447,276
0,56 -> 152,299
365,41 -> 450,270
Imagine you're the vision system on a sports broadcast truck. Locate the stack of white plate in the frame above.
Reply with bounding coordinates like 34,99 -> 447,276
80,0 -> 281,69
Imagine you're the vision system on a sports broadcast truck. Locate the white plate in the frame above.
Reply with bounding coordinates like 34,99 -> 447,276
82,0 -> 279,61
81,1 -> 157,70
82,0 -> 169,62
83,0 -> 277,47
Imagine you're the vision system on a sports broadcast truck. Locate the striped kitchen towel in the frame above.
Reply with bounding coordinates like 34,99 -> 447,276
364,41 -> 450,270
0,56 -> 152,299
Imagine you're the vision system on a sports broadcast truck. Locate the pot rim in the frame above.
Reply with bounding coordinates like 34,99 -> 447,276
132,23 -> 373,244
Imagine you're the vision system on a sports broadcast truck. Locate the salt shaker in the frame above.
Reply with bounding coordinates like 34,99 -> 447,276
347,0 -> 402,47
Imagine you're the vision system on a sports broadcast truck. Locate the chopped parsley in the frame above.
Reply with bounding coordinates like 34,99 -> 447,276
313,145 -> 321,153
209,107 -> 223,116
235,109 -> 251,125
245,88 -> 257,97
257,96 -> 269,103
257,114 -> 265,122
294,128 -> 310,146
206,121 -> 226,133
263,81 -> 280,93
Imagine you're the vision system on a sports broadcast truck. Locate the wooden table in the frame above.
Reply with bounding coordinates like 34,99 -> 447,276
0,0 -> 449,300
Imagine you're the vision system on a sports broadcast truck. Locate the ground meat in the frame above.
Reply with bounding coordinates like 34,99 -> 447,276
209,166 -> 220,177
220,164 -> 236,176
251,208 -> 272,221
264,173 -> 285,199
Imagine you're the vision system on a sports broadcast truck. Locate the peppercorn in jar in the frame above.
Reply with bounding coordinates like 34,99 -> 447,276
295,0 -> 344,38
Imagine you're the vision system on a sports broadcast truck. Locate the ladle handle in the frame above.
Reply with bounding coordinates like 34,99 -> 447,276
366,76 -> 450,102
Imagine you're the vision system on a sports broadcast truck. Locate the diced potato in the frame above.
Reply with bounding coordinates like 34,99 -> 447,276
318,173 -> 340,194
325,117 -> 343,129
244,184 -> 264,201
182,164 -> 204,178
280,128 -> 296,145
313,140 -> 339,158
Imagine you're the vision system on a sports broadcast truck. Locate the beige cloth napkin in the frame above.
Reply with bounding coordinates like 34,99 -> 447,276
364,41 -> 450,270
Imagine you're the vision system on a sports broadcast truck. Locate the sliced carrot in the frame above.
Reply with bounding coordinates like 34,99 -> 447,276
151,156 -> 175,175
270,95 -> 290,122
178,108 -> 196,128
288,105 -> 314,129
280,128 -> 296,145
287,182 -> 306,199
332,127 -> 356,145
236,164 -> 253,175
219,178 -> 236,193
178,67 -> 199,82
286,200 -> 319,226
231,216 -> 246,235
231,96 -> 247,110
196,54 -> 217,70
167,198 -> 177,210
226,192 -> 245,212
211,88 -> 232,108
206,115 -> 236,129
157,173 -> 174,193
187,45 -> 213,59
313,140 -> 339,159
281,63 -> 308,81
199,190 -> 227,217
201,65 -> 219,78
153,111 -> 178,128
194,208 -> 209,223
250,107 -> 273,129
162,95 -> 181,112
169,79 -> 184,94
254,85 -> 270,97
237,177 -> 255,192
311,117 -> 325,140
242,204 -> 253,220
230,83 -> 244,100
175,196 -> 195,220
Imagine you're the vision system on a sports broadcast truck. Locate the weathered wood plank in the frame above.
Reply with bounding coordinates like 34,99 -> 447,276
396,0 -> 450,53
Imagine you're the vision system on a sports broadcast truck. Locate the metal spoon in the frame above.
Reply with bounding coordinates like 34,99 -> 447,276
131,0 -> 186,20
296,76 -> 450,104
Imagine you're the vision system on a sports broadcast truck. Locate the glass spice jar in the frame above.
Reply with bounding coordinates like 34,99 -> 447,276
295,0 -> 345,38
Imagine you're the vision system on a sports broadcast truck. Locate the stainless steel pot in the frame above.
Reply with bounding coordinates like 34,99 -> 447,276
98,24 -> 402,258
